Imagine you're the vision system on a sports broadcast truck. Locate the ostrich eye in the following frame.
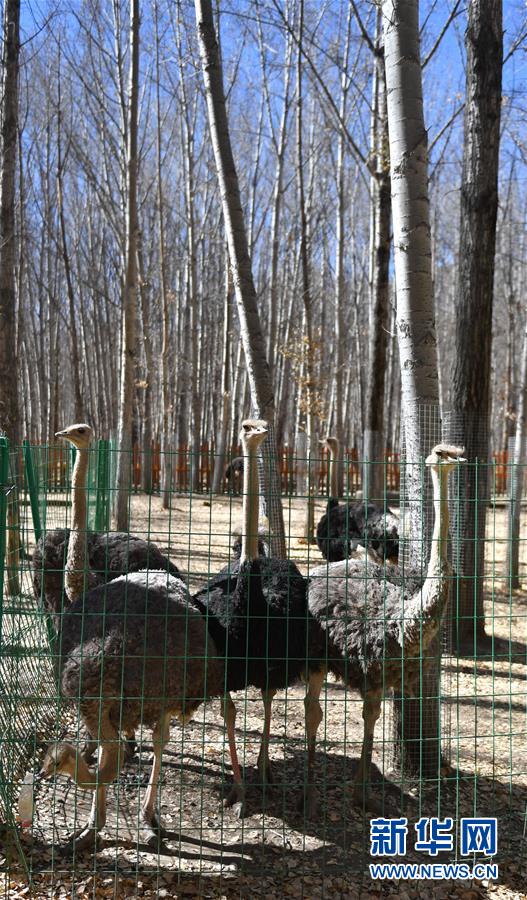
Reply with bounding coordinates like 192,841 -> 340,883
77,427 -> 85,434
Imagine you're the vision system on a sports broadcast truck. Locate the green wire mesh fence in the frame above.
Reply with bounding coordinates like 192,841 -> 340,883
0,437 -> 525,897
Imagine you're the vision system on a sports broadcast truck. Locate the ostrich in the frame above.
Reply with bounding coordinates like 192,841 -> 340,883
316,436 -> 400,563
193,419 -> 310,817
39,570 -> 223,850
224,456 -> 244,493
32,424 -> 181,630
304,443 -> 465,816
230,525 -> 269,560
34,423 -> 180,763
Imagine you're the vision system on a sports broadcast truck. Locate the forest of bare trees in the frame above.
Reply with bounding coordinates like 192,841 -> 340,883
0,0 -> 523,469
1,2 -> 527,894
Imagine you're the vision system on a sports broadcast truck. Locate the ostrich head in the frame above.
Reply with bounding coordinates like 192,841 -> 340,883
425,443 -> 466,471
231,525 -> 269,559
55,423 -> 94,450
239,419 -> 268,450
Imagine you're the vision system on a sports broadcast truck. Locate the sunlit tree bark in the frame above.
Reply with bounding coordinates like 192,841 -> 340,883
114,0 -> 140,530
195,0 -> 286,556
383,0 -> 441,779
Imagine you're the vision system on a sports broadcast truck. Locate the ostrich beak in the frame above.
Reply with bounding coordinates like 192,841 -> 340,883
55,430 -> 67,438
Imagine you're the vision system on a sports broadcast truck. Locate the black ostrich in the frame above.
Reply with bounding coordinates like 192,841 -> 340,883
39,569 -> 224,851
193,419 -> 310,817
304,444 -> 465,816
316,436 -> 399,562
32,425 -> 181,632
224,456 -> 244,493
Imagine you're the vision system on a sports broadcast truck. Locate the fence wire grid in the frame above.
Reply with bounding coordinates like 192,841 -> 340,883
0,437 -> 525,898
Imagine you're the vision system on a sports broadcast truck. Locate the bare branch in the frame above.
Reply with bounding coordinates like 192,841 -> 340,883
422,0 -> 464,69
428,102 -> 464,155
269,0 -> 369,170
349,0 -> 376,56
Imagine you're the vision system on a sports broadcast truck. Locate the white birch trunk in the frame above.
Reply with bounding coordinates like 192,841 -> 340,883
383,0 -> 441,780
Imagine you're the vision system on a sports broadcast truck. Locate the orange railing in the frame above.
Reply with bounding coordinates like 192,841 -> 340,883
24,441 -> 522,497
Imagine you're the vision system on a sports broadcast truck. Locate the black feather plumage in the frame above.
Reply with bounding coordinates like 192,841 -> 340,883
33,528 -> 181,628
193,555 -> 311,693
316,500 -> 399,562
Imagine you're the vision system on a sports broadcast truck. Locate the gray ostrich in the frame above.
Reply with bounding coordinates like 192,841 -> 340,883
33,423 -> 180,762
33,424 -> 181,629
316,436 -> 400,563
304,443 -> 465,816
39,570 -> 223,849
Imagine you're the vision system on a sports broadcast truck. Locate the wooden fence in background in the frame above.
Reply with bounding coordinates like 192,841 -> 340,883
30,442 -> 519,498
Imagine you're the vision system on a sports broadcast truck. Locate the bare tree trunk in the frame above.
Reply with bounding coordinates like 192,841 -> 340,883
195,0 -> 286,557
114,0 -> 140,531
506,323 -> 527,590
363,27 -> 391,501
0,0 -> 21,445
333,4 -> 353,497
296,0 -> 316,542
212,250 -> 232,493
137,244 -> 153,493
0,0 -> 21,596
448,0 -> 503,653
56,50 -> 83,422
180,102 -> 201,492
383,0 -> 441,780
257,16 -> 293,376
153,1 -> 173,509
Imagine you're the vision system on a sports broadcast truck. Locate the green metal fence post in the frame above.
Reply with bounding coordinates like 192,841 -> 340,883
0,437 -> 10,604
22,439 -> 42,544
0,437 -> 28,876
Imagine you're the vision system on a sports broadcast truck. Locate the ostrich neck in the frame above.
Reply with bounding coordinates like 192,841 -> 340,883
240,443 -> 259,563
329,444 -> 339,501
65,447 -> 90,603
429,465 -> 449,570
403,465 -> 451,650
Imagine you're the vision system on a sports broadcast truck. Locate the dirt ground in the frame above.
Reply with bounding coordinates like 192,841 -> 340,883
2,493 -> 527,899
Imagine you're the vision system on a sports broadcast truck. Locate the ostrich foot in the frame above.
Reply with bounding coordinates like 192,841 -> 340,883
224,782 -> 245,819
256,750 -> 274,789
62,824 -> 100,854
142,809 -> 167,838
298,785 -> 318,819
141,810 -> 167,847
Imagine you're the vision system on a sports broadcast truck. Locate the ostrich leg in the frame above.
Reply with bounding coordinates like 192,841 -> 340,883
353,690 -> 382,809
141,713 -> 170,844
67,713 -> 122,852
222,693 -> 245,818
300,668 -> 324,818
256,688 -> 276,787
